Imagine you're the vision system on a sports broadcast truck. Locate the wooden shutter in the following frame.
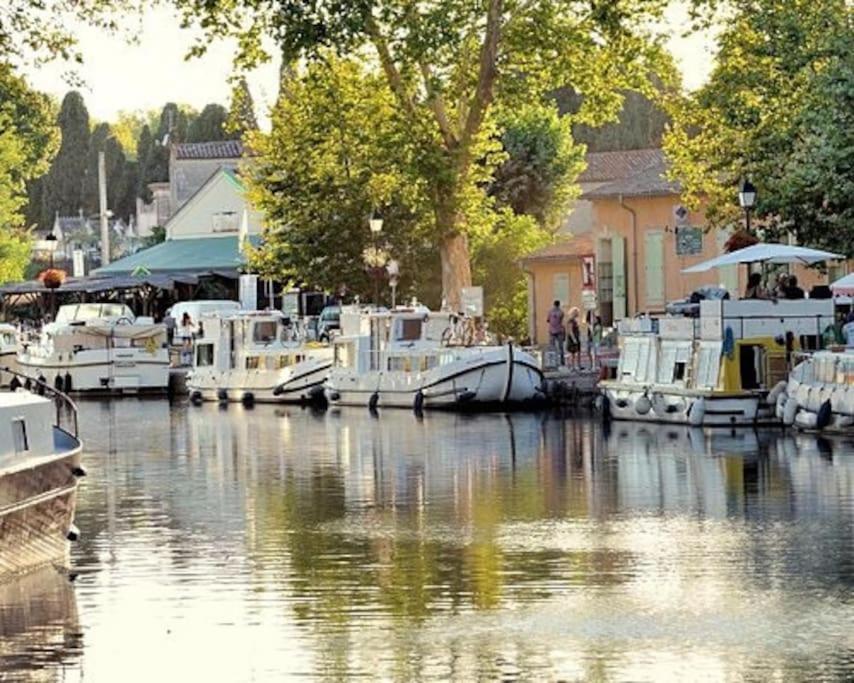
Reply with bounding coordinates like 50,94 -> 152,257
644,231 -> 665,308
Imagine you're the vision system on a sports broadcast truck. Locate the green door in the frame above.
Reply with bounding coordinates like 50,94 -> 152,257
645,231 -> 665,309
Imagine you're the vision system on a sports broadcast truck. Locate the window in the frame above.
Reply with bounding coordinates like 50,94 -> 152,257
12,419 -> 28,453
253,321 -> 278,343
246,356 -> 259,369
212,211 -> 239,233
397,318 -> 423,341
278,355 -> 291,369
196,344 -> 214,367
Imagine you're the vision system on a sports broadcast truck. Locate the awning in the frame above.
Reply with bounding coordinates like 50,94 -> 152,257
93,235 -> 261,276
682,243 -> 843,273
831,272 -> 854,295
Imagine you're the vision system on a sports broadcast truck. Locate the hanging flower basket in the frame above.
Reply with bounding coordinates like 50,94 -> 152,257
39,268 -> 67,289
724,230 -> 759,253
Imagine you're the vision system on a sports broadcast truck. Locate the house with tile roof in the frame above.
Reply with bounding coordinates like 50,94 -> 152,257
95,167 -> 262,278
522,148 -> 830,345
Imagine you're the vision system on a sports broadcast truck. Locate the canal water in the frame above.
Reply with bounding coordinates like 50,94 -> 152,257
1,400 -> 853,681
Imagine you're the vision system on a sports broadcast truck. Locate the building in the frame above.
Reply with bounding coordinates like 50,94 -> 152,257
522,149 -> 832,345
135,140 -> 245,234
95,167 -> 262,279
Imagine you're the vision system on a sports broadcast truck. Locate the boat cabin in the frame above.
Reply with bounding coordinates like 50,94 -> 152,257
333,308 -> 464,373
193,311 -> 311,372
54,303 -> 137,326
617,299 -> 835,393
0,392 -> 54,465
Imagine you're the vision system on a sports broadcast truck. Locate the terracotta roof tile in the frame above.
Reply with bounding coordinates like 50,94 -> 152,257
174,140 -> 244,160
581,149 -> 680,198
521,235 -> 594,264
579,148 -> 665,183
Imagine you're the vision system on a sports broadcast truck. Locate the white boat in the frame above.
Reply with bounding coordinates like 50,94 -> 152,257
17,303 -> 169,394
0,374 -> 84,579
187,310 -> 333,404
599,298 -> 836,426
0,323 -> 19,386
774,350 -> 854,433
324,306 -> 544,410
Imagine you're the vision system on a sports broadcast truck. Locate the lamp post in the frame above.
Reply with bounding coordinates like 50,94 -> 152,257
738,179 -> 757,233
44,231 -> 59,318
369,213 -> 383,306
387,259 -> 399,309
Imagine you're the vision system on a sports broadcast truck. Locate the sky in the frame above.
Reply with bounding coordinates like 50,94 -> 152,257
21,4 -> 717,127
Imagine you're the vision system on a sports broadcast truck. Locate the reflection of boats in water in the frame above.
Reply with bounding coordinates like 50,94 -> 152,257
0,566 -> 81,675
0,375 -> 83,581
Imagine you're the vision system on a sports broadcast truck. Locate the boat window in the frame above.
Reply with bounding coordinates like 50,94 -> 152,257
421,355 -> 438,371
674,362 -> 687,381
396,318 -> 423,342
12,418 -> 28,453
246,356 -> 260,370
253,321 -> 278,343
196,344 -> 214,367
388,356 -> 412,372
278,355 -> 291,368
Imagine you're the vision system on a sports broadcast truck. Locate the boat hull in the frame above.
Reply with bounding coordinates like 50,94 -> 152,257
0,437 -> 81,581
17,354 -> 169,394
600,384 -> 771,426
188,359 -> 332,404
326,348 -> 544,410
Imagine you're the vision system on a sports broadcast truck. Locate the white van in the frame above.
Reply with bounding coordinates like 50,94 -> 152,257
169,300 -> 241,326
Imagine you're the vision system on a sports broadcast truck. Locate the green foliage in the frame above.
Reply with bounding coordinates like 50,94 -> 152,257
226,77 -> 259,139
490,104 -> 585,229
246,56 -> 440,304
664,0 -> 853,255
0,65 -> 56,281
142,225 -> 166,248
82,122 -> 128,217
39,91 -> 90,228
171,0 -> 674,309
188,104 -> 229,143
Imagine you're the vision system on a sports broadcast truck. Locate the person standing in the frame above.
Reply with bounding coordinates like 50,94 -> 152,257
163,308 -> 176,346
546,300 -> 566,366
567,307 -> 582,370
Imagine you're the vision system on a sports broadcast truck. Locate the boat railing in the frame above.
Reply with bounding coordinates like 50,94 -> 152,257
1,367 -> 79,437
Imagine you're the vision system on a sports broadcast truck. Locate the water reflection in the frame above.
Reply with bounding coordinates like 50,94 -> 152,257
2,401 -> 852,680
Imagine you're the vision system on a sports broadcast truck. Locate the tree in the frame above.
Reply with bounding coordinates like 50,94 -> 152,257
172,0 -> 671,310
146,102 -> 191,184
39,90 -> 90,229
135,124 -> 155,201
246,57 -> 441,304
664,0 -> 853,255
226,77 -> 259,139
188,103 -> 229,142
490,103 -> 585,229
0,65 -> 57,281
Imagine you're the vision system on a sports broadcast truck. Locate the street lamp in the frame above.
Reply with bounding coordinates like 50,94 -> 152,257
387,259 -> 400,309
738,179 -> 757,233
44,231 -> 58,269
369,213 -> 383,306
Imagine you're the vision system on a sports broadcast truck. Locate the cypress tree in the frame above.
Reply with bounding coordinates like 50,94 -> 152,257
136,124 -> 154,201
82,122 -> 128,218
40,91 -> 90,229
188,103 -> 228,142
226,77 -> 259,139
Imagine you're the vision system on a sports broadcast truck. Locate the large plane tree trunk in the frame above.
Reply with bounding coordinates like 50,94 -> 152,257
435,193 -> 472,312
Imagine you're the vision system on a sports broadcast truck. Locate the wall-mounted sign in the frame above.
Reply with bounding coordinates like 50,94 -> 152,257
461,286 -> 484,317
676,226 -> 703,256
673,204 -> 690,226
581,254 -> 596,289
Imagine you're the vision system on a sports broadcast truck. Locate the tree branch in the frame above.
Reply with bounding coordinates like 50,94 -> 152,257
459,0 -> 503,159
419,62 -> 457,148
365,15 -> 418,123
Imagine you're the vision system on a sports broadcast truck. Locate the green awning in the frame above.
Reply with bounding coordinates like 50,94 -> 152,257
93,236 -> 261,276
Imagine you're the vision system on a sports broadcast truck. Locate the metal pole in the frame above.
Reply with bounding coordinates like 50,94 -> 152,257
373,233 -> 379,307
99,151 -> 110,266
745,207 -> 751,234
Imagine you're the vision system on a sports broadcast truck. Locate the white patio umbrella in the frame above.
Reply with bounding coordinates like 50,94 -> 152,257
681,243 -> 843,273
830,272 -> 854,295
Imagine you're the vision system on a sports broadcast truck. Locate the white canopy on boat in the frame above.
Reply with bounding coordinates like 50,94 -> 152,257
681,243 -> 843,273
830,272 -> 854,295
